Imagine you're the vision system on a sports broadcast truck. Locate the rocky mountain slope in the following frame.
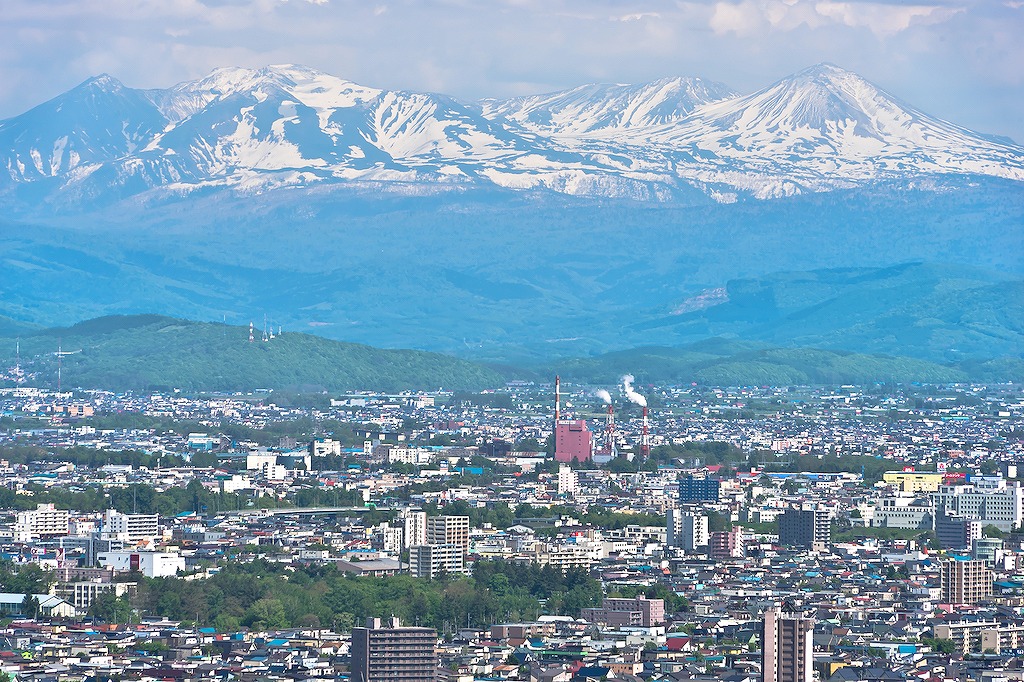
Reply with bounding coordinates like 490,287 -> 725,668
1,63 -> 1021,206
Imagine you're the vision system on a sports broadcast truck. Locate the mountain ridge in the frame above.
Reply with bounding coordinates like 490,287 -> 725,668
1,315 -> 1020,391
1,63 -> 1021,207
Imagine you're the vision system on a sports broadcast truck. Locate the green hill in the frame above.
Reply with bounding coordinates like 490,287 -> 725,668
634,263 -> 1024,363
0,315 -> 505,392
547,339 -> 1023,386
1,315 -> 1019,394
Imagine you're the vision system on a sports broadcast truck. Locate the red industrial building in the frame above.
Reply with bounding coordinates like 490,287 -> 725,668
554,419 -> 592,463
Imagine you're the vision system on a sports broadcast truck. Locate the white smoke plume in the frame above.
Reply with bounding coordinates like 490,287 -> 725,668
594,389 -> 612,404
621,374 -> 647,407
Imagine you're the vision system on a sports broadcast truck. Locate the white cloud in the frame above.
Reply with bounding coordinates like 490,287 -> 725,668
709,0 -> 961,37
616,12 -> 661,21
815,1 -> 963,37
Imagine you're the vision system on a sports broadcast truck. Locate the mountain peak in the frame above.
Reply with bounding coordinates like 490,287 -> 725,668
79,73 -> 126,91
482,74 -> 737,135
2,62 -> 1021,203
794,62 -> 846,76
781,62 -> 874,92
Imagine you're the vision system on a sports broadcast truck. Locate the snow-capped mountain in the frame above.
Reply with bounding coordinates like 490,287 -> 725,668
0,62 -> 1021,205
616,63 -> 1024,198
481,77 -> 736,135
0,74 -> 166,182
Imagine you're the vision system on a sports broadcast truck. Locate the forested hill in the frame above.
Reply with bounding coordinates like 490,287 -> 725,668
542,340 -> 1024,386
0,315 -> 505,392
2,315 -> 1020,393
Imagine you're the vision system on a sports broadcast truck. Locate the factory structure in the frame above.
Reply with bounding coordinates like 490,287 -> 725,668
553,375 -> 593,463
551,374 -> 651,465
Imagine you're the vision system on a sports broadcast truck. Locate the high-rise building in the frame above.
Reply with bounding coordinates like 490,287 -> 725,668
940,557 -> 993,604
399,509 -> 427,550
557,464 -> 578,497
762,604 -> 814,682
380,525 -> 404,555
13,504 -> 70,541
409,544 -> 465,578
710,527 -> 744,560
554,419 -> 592,463
666,509 -> 708,552
425,516 -> 469,550
933,479 -> 1024,532
101,509 -> 159,543
778,506 -> 830,549
350,617 -> 437,682
678,475 -> 721,503
935,511 -> 984,550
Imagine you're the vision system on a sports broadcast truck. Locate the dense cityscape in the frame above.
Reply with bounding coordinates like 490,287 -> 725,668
0,378 -> 1021,681
2,1 -> 1022,681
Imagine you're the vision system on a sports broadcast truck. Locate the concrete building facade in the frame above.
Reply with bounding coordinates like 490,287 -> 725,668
350,617 -> 437,682
940,557 -> 993,604
554,419 -> 592,463
762,605 -> 814,682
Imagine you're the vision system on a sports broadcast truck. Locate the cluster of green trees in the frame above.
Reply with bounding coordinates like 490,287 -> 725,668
763,454 -> 906,484
0,480 -> 309,516
0,562 -> 52,595
0,444 -> 188,470
103,559 -> 601,633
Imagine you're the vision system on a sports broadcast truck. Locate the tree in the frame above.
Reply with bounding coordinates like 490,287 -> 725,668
707,510 -> 732,532
21,594 -> 40,619
983,524 -> 1006,539
921,637 -> 957,654
90,592 -> 132,624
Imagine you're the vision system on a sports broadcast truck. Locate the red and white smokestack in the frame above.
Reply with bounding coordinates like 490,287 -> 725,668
641,405 -> 650,457
554,375 -> 561,423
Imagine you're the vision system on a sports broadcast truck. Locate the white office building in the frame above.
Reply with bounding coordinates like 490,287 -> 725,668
667,509 -> 709,552
933,480 -> 1024,533
102,509 -> 160,544
96,551 -> 186,578
13,504 -> 70,541
399,509 -> 427,549
558,465 -> 579,497
409,544 -> 465,578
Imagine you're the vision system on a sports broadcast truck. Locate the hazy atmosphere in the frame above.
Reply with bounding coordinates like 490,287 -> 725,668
3,0 -> 1023,141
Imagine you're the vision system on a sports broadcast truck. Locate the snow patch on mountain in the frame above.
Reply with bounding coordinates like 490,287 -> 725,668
482,77 -> 737,135
1,62 -> 1022,203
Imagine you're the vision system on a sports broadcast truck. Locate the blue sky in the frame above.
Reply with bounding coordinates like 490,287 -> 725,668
3,0 -> 1023,142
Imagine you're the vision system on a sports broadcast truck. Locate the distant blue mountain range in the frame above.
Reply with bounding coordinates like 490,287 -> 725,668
0,64 -> 1020,368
